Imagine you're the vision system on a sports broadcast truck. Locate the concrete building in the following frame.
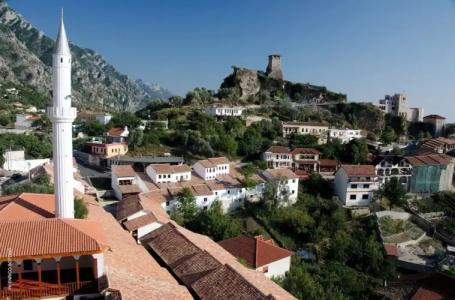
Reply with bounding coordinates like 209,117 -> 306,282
418,137 -> 455,154
328,128 -> 363,143
266,54 -> 283,80
423,115 -> 446,137
15,114 -> 40,128
111,165 -> 141,200
2,149 -> 50,174
334,165 -> 379,207
263,146 -> 293,169
86,142 -> 128,159
106,126 -> 129,143
193,157 -> 230,180
281,121 -> 329,144
377,93 -> 424,122
291,148 -> 321,173
218,235 -> 293,278
145,164 -> 192,183
203,106 -> 244,117
405,154 -> 454,194
95,113 -> 112,125
372,155 -> 412,189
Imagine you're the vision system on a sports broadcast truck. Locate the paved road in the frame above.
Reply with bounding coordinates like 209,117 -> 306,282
76,163 -> 110,178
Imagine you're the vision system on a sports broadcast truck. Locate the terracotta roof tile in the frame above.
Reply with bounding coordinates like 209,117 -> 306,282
116,194 -> 143,220
405,154 -> 453,166
0,218 -> 108,261
118,184 -> 141,194
423,114 -> 446,120
265,146 -> 291,154
384,243 -> 398,257
0,193 -> 55,221
262,168 -> 299,180
191,264 -> 273,300
218,235 -> 293,268
319,159 -> 339,167
112,165 -> 136,177
172,250 -> 222,285
340,165 -> 376,176
291,148 -> 321,155
148,164 -> 191,174
208,157 -> 230,165
107,127 -> 127,137
196,159 -> 216,168
123,213 -> 159,231
83,195 -> 191,299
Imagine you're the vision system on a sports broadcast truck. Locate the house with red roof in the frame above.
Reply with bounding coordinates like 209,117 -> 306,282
423,114 -> 446,137
334,165 -> 380,206
218,235 -> 293,278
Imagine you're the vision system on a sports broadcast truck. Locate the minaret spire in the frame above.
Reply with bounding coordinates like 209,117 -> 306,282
48,11 -> 76,219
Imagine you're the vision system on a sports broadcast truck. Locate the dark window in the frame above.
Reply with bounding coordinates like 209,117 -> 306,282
351,184 -> 357,189
166,201 -> 170,206
363,184 -> 370,188
362,194 -> 369,200
350,194 -> 356,200
23,260 -> 33,271
60,57 -> 63,63
204,198 -> 207,202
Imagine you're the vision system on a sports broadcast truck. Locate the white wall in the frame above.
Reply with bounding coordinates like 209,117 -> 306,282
257,256 -> 291,278
137,222 -> 162,239
334,169 -> 348,205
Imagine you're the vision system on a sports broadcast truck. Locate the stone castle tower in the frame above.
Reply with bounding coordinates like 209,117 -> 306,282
48,11 -> 76,218
266,54 -> 283,80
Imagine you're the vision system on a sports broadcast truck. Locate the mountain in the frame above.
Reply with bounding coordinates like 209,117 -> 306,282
0,0 -> 172,111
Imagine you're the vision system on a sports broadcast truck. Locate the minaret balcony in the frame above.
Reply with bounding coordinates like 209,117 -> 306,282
47,106 -> 77,122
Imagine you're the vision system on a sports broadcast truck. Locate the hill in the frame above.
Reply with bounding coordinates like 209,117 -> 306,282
0,0 -> 171,111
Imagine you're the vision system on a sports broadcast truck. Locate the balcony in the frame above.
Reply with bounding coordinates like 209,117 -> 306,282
0,279 -> 100,299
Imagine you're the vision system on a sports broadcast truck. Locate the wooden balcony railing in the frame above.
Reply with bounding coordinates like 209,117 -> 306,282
0,279 -> 95,300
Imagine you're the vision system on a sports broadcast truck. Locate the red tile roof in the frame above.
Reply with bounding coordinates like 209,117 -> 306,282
119,184 -> 141,195
265,146 -> 291,154
149,164 -> 191,174
291,148 -> 321,155
112,165 -> 136,177
0,193 -> 55,221
405,154 -> 453,166
218,235 -> 293,268
262,168 -> 299,180
123,213 -> 159,231
423,114 -> 446,120
208,157 -> 230,165
319,159 -> 339,167
340,165 -> 376,176
0,218 -> 108,261
383,243 -> 398,257
107,127 -> 127,137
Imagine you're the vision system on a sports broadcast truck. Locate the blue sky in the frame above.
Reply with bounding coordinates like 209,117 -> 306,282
8,0 -> 455,120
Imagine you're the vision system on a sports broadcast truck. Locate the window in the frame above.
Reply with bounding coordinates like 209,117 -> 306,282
292,190 -> 295,194
166,201 -> 170,206
203,206 -> 208,211
215,192 -> 218,195
158,175 -> 162,179
228,190 -> 231,194
292,179 -> 296,183
351,184 -> 357,189
350,194 -> 356,200
204,198 -> 207,202
168,174 -> 171,178
362,194 -> 369,200
23,260 -> 33,271
60,57 -> 63,63
363,184 -> 370,188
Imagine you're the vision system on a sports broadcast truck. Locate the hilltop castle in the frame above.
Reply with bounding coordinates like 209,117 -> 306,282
266,54 -> 283,80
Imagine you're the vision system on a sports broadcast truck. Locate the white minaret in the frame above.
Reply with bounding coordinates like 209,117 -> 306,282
48,10 -> 76,218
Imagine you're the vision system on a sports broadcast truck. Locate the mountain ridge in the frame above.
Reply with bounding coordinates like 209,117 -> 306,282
0,0 -> 172,111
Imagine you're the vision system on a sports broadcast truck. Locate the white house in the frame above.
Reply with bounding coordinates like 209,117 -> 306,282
145,164 -> 192,183
262,146 -> 293,169
15,114 -> 40,128
262,168 -> 299,204
2,150 -> 50,173
203,106 -> 244,117
281,121 -> 329,144
95,113 -> 112,125
193,157 -> 230,180
372,155 -> 412,189
218,235 -> 293,278
291,148 -> 321,173
328,128 -> 363,143
334,165 -> 379,207
111,165 -> 141,200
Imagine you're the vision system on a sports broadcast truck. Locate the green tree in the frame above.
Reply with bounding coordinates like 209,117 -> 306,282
74,197 -> 88,219
169,95 -> 183,108
288,134 -> 319,148
109,112 -> 141,129
344,139 -> 368,164
81,120 -> 105,136
381,127 -> 397,144
379,177 -> 408,208
238,127 -> 263,157
171,187 -> 197,225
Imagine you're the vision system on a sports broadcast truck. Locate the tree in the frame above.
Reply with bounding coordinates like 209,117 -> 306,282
171,187 -> 197,225
238,128 -> 263,157
109,112 -> 141,129
303,173 -> 333,199
81,120 -> 105,136
381,127 -> 397,144
169,96 -> 183,108
344,139 -> 368,164
288,134 -> 319,148
261,180 -> 281,211
129,129 -> 144,149
379,177 -> 408,208
74,197 -> 88,219
189,201 -> 242,241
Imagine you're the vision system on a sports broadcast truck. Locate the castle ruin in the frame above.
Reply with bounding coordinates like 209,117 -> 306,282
266,54 -> 283,80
